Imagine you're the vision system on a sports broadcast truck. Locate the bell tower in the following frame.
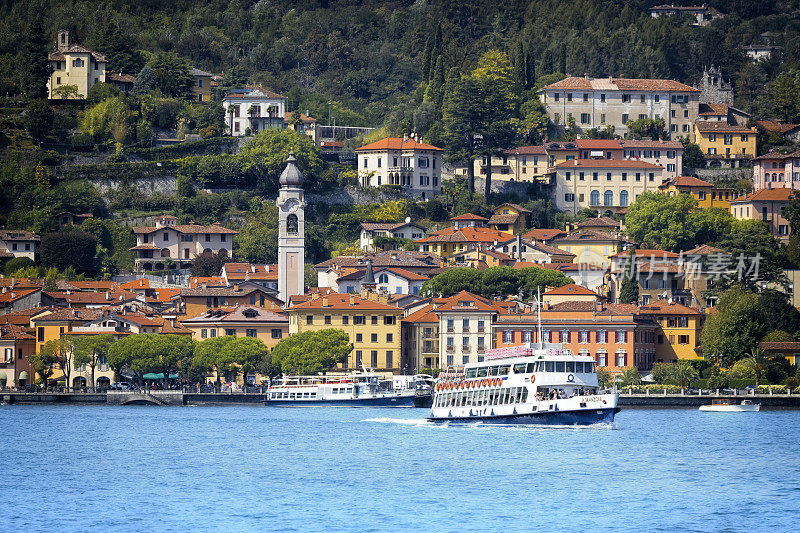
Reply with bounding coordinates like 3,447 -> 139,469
276,152 -> 306,305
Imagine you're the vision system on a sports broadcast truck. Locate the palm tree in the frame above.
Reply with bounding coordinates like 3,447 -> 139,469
744,347 -> 769,388
672,361 -> 699,389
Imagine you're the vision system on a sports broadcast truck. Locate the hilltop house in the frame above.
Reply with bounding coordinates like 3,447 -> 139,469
356,135 -> 444,200
222,86 -> 286,136
47,30 -> 106,99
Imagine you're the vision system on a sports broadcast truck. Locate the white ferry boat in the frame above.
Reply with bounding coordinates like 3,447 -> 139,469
699,399 -> 760,412
263,370 -> 416,407
428,298 -> 619,424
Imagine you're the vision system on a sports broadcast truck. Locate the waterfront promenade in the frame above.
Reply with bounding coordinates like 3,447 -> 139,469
4,390 -> 800,407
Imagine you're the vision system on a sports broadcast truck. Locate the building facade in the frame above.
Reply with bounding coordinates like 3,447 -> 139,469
356,136 -> 443,199
752,151 -> 800,191
47,30 -> 106,99
222,87 -> 286,136
730,188 -> 793,244
189,68 -> 212,102
131,217 -> 237,272
539,76 -> 700,140
693,122 -> 757,168
659,176 -> 734,209
0,230 -> 40,261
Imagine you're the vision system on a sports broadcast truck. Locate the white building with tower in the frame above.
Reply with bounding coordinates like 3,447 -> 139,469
276,152 -> 306,305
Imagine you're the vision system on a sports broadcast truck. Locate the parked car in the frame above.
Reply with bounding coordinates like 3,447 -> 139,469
109,382 -> 134,391
745,385 -> 757,392
722,388 -> 737,395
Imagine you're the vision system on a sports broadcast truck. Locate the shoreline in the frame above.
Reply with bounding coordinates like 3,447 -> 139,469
4,392 -> 800,408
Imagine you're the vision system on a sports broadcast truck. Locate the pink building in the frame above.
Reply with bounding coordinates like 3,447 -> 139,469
752,151 -> 800,191
730,188 -> 792,244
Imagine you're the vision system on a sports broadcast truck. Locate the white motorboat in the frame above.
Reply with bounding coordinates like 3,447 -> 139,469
699,399 -> 761,412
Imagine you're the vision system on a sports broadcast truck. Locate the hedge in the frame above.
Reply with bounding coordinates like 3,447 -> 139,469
54,160 -> 183,182
126,136 -> 239,162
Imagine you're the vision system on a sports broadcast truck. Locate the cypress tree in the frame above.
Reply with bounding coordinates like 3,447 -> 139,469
19,18 -> 51,99
422,37 -> 433,82
514,41 -> 526,90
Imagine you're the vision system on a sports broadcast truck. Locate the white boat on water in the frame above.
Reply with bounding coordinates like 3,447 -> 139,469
264,369 -> 416,407
428,294 -> 619,425
699,399 -> 761,412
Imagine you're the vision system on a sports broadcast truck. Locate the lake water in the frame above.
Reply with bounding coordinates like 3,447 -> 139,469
1,404 -> 798,532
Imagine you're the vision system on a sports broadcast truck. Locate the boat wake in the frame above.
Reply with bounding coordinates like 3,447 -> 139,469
362,417 -> 434,427
362,417 -> 617,430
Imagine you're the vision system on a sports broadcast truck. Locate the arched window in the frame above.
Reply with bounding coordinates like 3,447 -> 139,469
620,190 -> 629,207
590,190 -> 600,206
378,273 -> 389,284
604,190 -> 613,206
72,58 -> 84,68
286,214 -> 298,235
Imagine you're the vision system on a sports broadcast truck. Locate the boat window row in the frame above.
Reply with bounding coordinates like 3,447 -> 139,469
271,391 -> 318,399
330,387 -> 353,394
434,387 -> 528,408
464,361 -> 595,379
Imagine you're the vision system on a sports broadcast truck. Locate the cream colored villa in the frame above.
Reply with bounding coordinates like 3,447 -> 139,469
47,31 -> 107,99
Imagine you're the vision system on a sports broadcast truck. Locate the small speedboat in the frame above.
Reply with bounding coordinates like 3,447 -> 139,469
699,399 -> 760,412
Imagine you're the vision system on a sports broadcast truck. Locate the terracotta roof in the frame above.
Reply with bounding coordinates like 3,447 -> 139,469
45,290 -> 140,305
731,188 -> 793,203
547,301 -> 597,312
183,305 -> 287,323
576,216 -> 620,229
683,244 -> 724,255
759,341 -> 800,350
555,159 -> 662,169
49,44 -> 107,62
0,230 -> 40,242
694,121 -> 755,134
751,150 -> 800,161
544,284 -> 597,296
224,86 -> 285,99
503,146 -> 546,155
0,288 -> 40,303
338,267 -> 429,282
666,176 -> 714,188
488,214 -> 520,225
450,213 -> 488,221
522,229 -> 566,242
288,293 -> 402,311
222,263 -> 278,281
0,306 -> 52,325
356,137 -> 442,152
415,226 -> 513,244
541,76 -> 699,93
189,67 -> 212,77
107,72 -> 135,83
401,303 -> 440,324
434,291 -> 500,313
698,104 -> 729,116
150,288 -> 182,303
576,139 -> 623,150
756,120 -> 800,134
189,277 -> 224,288
512,261 -> 541,269
316,251 -> 438,270
118,278 -> 150,290
31,308 -> 102,322
618,139 -> 683,149
132,224 -> 238,235
181,286 -> 274,297
284,111 -> 317,124
638,300 -> 702,316
610,248 -> 680,259
160,320 -> 193,335
359,221 -> 424,232
68,280 -> 119,291
0,324 -> 35,341
494,203 -> 531,214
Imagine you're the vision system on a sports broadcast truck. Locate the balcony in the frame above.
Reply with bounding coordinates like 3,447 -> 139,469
446,346 -> 455,353
447,327 -> 455,333
476,346 -> 485,354
388,166 -> 413,172
461,328 -> 471,333
477,327 -> 486,333
461,345 -> 471,353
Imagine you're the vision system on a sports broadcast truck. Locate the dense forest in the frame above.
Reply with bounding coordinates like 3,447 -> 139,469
2,0 -> 800,130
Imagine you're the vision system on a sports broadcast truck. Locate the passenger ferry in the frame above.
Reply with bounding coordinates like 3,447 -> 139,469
428,343 -> 619,424
428,298 -> 619,424
263,370 -> 416,407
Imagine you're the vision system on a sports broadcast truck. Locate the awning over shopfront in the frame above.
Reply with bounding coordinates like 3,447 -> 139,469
142,373 -> 179,380
18,371 -> 28,380
0,371 -> 7,382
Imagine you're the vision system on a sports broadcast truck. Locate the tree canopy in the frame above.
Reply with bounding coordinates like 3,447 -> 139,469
270,329 -> 352,375
193,335 -> 270,383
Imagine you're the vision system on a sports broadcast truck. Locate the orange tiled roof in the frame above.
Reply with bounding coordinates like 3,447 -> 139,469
49,44 -> 106,62
401,303 -> 440,324
434,291 -> 501,312
544,283 -> 597,296
694,121 -> 755,133
670,176 -> 714,188
415,226 -> 512,244
698,104 -> 729,116
575,139 -> 623,150
618,139 -> 683,149
609,248 -> 680,259
288,293 -> 402,311
450,213 -> 488,221
638,300 -> 702,315
356,137 -> 442,152
503,145 -> 546,155
522,229 -> 566,242
731,188 -> 793,203
555,159 -> 662,169
541,76 -> 699,93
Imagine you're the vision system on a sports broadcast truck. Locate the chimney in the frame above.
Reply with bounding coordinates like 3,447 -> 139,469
322,297 -> 329,307
105,292 -> 110,300
234,284 -> 239,292
311,292 -> 320,301
1,287 -> 5,294
403,132 -> 409,142
542,302 -> 550,310
349,294 -> 355,306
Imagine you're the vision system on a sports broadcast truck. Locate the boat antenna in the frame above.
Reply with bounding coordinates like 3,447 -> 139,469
537,286 -> 543,349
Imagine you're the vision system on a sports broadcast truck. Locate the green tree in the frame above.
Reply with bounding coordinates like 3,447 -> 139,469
87,82 -> 121,105
626,192 -> 699,251
625,118 -> 667,140
785,190 -> 800,235
762,330 -> 795,342
23,100 -> 54,141
421,268 -> 483,297
768,70 -> 800,123
81,96 -> 131,142
132,65 -> 157,97
28,350 -> 58,389
238,129 -> 323,192
671,361 -> 699,389
19,17 -> 50,98
4,257 -> 36,276
40,231 -> 99,275
235,202 -> 279,264
619,367 -> 642,386
190,249 -> 228,277
71,334 -> 115,391
270,329 -> 352,375
681,140 -> 706,169
619,274 -> 639,304
40,337 -> 75,390
596,367 -> 612,389
700,287 -> 764,366
650,363 -> 673,384
194,335 -> 270,385
715,220 -> 785,289
148,52 -> 192,98
107,334 -> 194,385
480,267 -> 520,299
96,22 -> 142,75
741,347 -> 771,387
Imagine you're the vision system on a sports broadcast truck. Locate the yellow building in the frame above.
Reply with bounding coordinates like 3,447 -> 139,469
415,214 -> 513,260
286,289 -> 403,374
47,30 -> 107,99
189,68 -> 212,103
488,203 -> 531,235
759,342 -> 800,366
658,176 -> 734,209
638,300 -> 703,362
693,122 -> 757,169
552,229 -> 630,267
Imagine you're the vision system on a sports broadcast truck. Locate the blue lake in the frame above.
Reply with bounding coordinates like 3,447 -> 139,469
1,404 -> 798,532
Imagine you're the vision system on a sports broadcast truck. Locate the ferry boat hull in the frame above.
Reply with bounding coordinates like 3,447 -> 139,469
428,406 -> 619,425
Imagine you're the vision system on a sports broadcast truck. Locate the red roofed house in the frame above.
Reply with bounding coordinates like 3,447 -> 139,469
756,121 -> 800,143
415,215 -> 513,260
730,188 -> 793,244
543,283 -> 603,305
131,215 -> 237,272
221,263 -> 279,291
471,145 -> 549,184
539,76 -> 700,140
0,324 -> 36,388
222,86 -> 286,136
47,30 -> 107,99
658,176 -> 734,209
356,134 -> 443,199
553,159 -> 663,213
